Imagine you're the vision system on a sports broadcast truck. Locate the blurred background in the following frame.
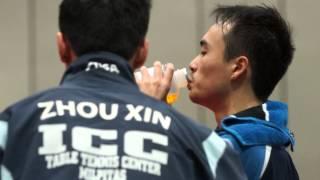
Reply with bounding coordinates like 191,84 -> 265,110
0,0 -> 319,179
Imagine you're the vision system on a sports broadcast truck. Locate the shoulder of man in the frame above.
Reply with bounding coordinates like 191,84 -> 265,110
220,133 -> 298,180
261,146 -> 299,180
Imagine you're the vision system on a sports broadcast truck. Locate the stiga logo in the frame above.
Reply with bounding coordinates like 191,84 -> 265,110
85,61 -> 120,74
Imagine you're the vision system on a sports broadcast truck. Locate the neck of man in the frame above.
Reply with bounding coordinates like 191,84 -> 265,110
211,87 -> 262,128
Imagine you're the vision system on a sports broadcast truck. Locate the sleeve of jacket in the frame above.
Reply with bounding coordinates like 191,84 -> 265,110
220,134 -> 266,180
0,108 -> 11,180
202,132 -> 248,180
0,114 -> 9,162
169,110 -> 247,180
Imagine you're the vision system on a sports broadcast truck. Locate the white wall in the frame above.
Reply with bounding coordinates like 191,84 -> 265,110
287,0 -> 320,179
34,0 -> 63,91
0,0 -> 319,179
0,0 -> 29,108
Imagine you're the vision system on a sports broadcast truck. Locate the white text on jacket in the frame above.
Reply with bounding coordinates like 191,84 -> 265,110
37,100 -> 172,130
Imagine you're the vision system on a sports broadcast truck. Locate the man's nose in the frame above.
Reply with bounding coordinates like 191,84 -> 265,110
189,57 -> 198,73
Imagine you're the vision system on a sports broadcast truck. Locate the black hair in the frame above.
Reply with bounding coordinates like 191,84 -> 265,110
212,5 -> 295,101
59,0 -> 152,60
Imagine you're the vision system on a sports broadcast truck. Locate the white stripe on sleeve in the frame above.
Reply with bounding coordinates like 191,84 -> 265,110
0,121 -> 8,150
1,165 -> 13,180
202,132 -> 227,178
260,103 -> 272,178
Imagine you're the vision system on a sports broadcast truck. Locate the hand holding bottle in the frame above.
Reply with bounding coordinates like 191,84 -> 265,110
135,61 -> 188,104
135,61 -> 174,102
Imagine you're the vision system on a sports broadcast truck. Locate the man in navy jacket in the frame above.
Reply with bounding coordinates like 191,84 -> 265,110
0,0 -> 246,179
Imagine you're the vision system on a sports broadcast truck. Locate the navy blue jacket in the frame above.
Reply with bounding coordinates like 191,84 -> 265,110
217,101 -> 299,180
0,52 -> 246,180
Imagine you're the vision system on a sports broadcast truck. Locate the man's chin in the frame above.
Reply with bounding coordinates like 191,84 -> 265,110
188,92 -> 200,104
189,93 -> 209,108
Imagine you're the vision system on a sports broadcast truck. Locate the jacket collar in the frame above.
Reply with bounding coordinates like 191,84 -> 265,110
59,52 -> 137,89
231,101 -> 289,128
219,101 -> 295,150
233,104 -> 266,120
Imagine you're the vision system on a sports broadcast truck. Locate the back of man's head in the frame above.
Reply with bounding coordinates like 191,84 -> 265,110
212,5 -> 294,101
59,0 -> 152,60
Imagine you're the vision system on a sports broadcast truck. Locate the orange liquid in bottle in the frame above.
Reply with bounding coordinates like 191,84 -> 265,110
166,92 -> 179,105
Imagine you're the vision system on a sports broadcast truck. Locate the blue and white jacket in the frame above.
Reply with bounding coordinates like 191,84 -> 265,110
0,52 -> 246,180
217,101 -> 299,180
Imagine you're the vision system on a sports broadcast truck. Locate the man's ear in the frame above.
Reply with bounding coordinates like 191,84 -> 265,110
230,56 -> 249,80
131,38 -> 149,70
56,32 -> 76,68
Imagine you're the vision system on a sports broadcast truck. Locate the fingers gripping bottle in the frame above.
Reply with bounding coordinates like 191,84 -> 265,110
134,67 -> 188,104
165,68 -> 188,104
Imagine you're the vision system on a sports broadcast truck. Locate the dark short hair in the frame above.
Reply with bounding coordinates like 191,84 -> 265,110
212,5 -> 295,101
59,0 -> 152,60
